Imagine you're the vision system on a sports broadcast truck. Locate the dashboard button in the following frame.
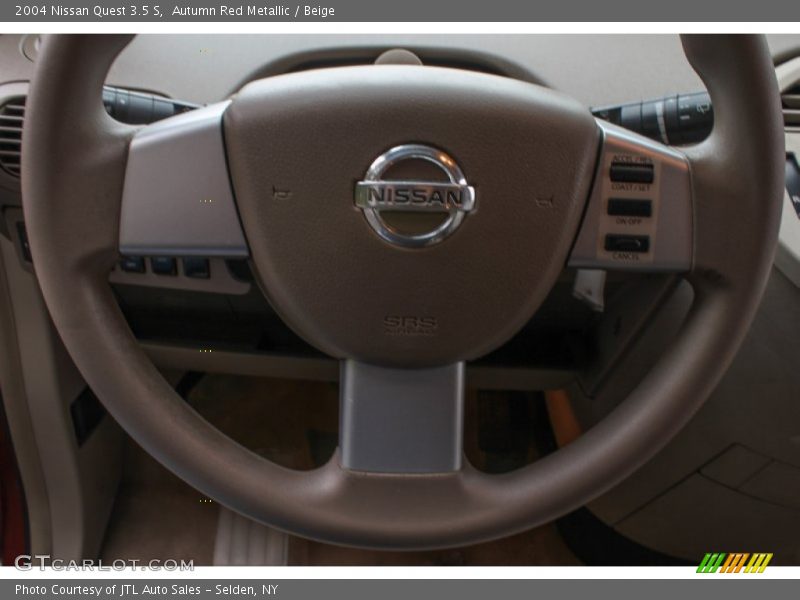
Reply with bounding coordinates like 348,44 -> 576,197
183,257 -> 210,279
151,257 -> 177,275
119,256 -> 145,273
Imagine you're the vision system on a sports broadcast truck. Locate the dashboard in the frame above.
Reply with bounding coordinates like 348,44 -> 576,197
1,33 -> 799,389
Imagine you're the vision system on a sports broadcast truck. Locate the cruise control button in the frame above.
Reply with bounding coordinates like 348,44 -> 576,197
607,198 -> 652,217
609,162 -> 654,184
151,256 -> 177,275
183,257 -> 210,279
119,256 -> 145,273
604,234 -> 650,253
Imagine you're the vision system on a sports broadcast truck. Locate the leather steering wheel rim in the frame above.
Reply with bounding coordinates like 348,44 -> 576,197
21,34 -> 784,550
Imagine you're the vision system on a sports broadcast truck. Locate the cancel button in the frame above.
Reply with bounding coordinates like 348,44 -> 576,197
604,234 -> 650,254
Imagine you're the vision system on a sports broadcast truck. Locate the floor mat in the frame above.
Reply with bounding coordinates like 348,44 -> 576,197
100,441 -> 218,565
100,374 -> 580,566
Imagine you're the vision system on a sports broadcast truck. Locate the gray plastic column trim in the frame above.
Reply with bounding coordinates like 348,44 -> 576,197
339,360 -> 464,474
119,101 -> 249,257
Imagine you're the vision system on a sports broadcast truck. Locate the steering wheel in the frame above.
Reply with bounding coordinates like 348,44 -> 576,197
21,35 -> 784,550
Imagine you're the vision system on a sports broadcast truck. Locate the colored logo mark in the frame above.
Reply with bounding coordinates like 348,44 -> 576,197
697,552 -> 773,573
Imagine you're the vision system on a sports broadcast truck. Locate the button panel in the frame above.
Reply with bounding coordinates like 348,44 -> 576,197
602,151 -> 658,266
569,121 -> 693,272
115,255 -> 218,279
110,257 -> 251,295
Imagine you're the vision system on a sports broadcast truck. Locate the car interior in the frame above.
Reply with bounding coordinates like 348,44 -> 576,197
0,33 -> 798,566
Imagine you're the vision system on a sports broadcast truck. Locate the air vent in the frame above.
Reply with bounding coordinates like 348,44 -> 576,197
0,96 -> 25,177
783,84 -> 800,128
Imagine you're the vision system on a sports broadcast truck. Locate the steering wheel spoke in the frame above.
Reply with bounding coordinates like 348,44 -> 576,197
119,102 -> 249,258
339,360 -> 464,474
569,120 -> 693,273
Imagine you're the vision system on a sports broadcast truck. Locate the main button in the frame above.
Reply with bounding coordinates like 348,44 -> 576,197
151,257 -> 177,275
183,257 -> 210,279
609,162 -> 654,184
119,256 -> 145,273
